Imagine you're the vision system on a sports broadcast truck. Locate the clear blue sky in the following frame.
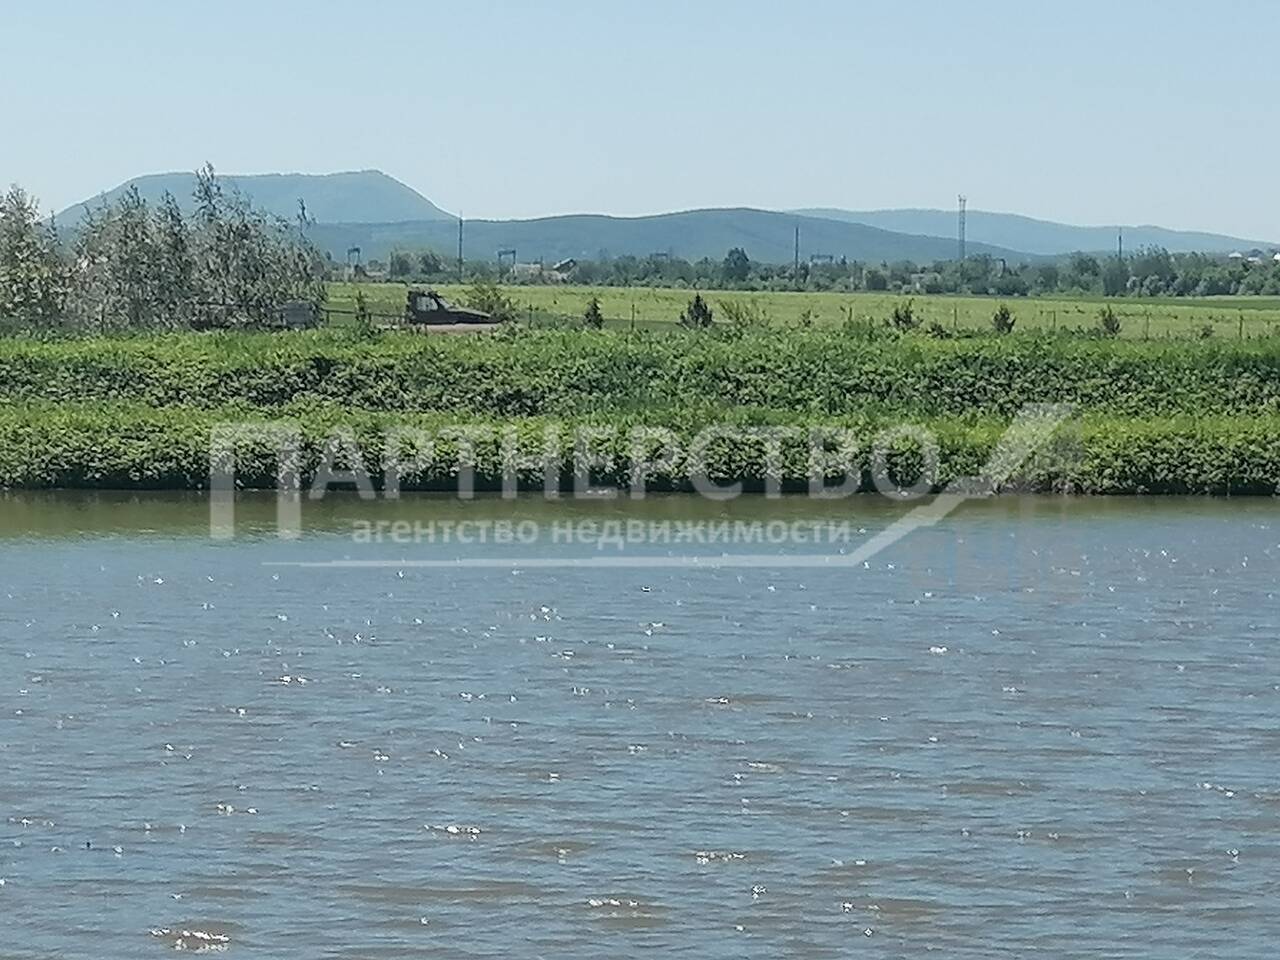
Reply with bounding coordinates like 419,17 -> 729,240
3,0 -> 1276,238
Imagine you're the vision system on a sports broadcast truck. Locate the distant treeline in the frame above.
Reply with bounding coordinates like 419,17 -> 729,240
374,245 -> 1280,299
0,167 -> 326,333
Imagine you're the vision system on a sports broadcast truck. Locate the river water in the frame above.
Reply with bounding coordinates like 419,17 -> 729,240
1,493 -> 1278,958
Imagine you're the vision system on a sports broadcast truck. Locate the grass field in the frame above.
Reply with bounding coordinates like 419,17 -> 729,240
326,282 -> 1280,339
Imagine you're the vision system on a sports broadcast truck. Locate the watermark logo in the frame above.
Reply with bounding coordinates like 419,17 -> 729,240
210,404 -> 1077,568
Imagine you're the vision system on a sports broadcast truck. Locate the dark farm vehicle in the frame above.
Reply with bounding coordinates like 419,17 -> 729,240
404,288 -> 495,326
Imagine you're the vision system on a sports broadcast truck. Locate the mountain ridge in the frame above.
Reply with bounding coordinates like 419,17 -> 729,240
793,207 -> 1277,256
56,170 -> 454,225
56,170 -> 1276,264
306,207 -> 1031,265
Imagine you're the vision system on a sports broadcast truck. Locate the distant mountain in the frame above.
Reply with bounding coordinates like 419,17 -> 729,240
57,170 -> 453,225
66,168 -> 1265,265
309,208 -> 1031,265
792,208 -> 1276,256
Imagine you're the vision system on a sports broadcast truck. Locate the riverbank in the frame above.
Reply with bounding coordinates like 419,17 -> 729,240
2,327 -> 1278,494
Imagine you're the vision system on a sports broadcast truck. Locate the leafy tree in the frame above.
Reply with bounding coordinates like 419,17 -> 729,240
154,191 -> 194,327
69,189 -> 161,331
1033,262 -> 1060,293
1139,275 -> 1166,297
992,272 -> 1029,296
678,293 -> 713,328
991,303 -> 1016,334
111,185 -> 160,327
388,250 -> 416,278
1101,256 -> 1130,297
889,299 -> 919,331
722,247 -> 750,283
67,200 -> 114,329
5,167 -> 325,333
0,185 -> 67,326
1065,252 -> 1101,291
419,250 -> 445,275
1097,304 -> 1122,337
352,287 -> 373,337
719,298 -> 769,332
464,280 -> 519,323
582,295 -> 604,329
188,163 -> 326,327
1130,246 -> 1175,286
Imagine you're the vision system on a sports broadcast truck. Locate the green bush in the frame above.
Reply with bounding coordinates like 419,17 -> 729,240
1098,304 -> 1122,337
678,294 -> 714,329
464,281 -> 519,323
0,401 -> 1276,495
889,299 -> 919,331
4,327 -> 1280,419
2,325 -> 1279,493
991,304 -> 1016,335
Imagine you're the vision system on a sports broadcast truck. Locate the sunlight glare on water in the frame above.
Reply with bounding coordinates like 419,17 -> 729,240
1,493 -> 1278,958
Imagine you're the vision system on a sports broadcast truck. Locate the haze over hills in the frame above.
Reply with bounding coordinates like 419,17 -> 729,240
307,208 -> 1028,266
56,170 -> 454,225
794,208 -> 1277,256
57,169 -> 1275,265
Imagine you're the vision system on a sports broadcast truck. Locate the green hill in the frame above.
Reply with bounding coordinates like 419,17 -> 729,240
57,170 -> 453,225
310,208 -> 1030,265
794,207 -> 1277,256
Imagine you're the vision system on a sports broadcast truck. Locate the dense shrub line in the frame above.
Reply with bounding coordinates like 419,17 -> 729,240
1,402 -> 1278,495
3,328 -> 1280,417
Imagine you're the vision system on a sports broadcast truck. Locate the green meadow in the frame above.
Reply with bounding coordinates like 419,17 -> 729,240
326,282 -> 1280,338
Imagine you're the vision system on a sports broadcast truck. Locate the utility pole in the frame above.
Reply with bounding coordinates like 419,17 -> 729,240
957,195 -> 967,261
457,213 -> 464,282
793,223 -> 800,274
1117,227 -> 1123,260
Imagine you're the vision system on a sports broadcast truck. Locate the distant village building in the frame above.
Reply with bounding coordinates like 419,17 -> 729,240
910,271 -> 943,294
509,258 -> 577,283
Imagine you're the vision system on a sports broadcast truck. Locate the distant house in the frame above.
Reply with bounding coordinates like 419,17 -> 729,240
910,271 -> 943,294
509,259 -> 576,283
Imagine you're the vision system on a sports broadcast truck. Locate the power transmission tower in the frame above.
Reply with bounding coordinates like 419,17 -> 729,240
957,195 -> 967,261
457,214 -> 464,282
1117,227 -> 1124,259
793,224 -> 800,273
